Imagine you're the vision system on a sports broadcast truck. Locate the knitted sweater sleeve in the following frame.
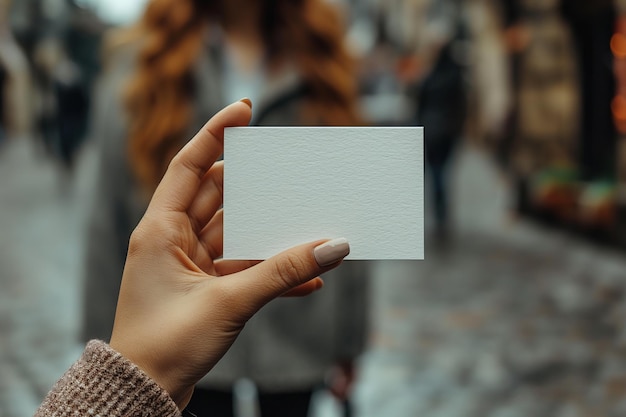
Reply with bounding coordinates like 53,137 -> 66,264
34,340 -> 181,417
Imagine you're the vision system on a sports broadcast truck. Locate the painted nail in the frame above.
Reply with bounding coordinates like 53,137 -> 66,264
239,97 -> 252,108
314,238 -> 350,266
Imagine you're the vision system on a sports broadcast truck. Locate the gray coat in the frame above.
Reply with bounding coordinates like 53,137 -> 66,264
81,41 -> 369,391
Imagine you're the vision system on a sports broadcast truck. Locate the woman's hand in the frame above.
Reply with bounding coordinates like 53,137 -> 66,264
109,100 -> 350,409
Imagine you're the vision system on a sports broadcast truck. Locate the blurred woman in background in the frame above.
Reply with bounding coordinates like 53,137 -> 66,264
81,0 -> 368,416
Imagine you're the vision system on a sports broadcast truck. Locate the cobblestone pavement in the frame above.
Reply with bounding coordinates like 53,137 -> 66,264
2,136 -> 626,417
351,155 -> 626,416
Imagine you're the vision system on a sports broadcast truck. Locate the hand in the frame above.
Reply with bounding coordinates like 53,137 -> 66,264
109,100 -> 350,409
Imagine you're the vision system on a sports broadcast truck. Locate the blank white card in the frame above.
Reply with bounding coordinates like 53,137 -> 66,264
223,127 -> 424,260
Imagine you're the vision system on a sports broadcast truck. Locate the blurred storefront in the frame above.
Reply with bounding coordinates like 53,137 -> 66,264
496,0 -> 626,247
366,0 -> 626,249
354,0 -> 626,248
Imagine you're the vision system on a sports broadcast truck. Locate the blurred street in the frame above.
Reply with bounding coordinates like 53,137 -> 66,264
3,134 -> 626,417
3,1 -> 626,416
0,137 -> 92,417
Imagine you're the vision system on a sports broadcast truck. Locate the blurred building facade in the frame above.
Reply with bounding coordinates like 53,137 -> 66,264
5,0 -> 626,246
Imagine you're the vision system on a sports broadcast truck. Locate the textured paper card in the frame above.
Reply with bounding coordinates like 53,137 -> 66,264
223,126 -> 424,260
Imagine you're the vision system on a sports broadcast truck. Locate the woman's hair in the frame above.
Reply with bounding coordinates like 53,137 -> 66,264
120,0 -> 362,191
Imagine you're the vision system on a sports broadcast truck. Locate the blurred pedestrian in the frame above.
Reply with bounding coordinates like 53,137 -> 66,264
0,0 -> 32,143
416,35 -> 468,239
81,1 -> 368,416
384,0 -> 469,239
32,34 -> 89,172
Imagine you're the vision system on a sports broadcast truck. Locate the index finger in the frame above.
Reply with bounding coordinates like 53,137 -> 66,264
150,99 -> 252,212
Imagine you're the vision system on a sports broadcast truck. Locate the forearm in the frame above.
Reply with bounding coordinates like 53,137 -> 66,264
35,341 -> 181,417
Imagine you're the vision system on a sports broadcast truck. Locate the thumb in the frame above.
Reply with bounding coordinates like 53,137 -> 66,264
235,238 -> 350,307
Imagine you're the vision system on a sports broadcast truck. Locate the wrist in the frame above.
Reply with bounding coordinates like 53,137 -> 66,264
109,338 -> 191,410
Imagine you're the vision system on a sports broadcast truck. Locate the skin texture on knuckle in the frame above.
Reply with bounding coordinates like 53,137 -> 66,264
203,280 -> 256,324
170,144 -> 205,180
273,252 -> 310,291
127,215 -> 173,256
127,224 -> 149,257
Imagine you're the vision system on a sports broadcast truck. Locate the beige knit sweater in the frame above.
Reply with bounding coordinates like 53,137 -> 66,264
35,341 -> 181,417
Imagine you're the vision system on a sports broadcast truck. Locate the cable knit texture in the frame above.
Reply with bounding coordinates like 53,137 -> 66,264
35,340 -> 181,417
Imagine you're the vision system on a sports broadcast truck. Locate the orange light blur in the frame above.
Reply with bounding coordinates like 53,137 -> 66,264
612,95 -> 626,133
611,33 -> 626,58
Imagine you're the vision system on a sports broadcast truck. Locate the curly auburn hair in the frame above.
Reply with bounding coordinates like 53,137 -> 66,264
119,0 -> 362,191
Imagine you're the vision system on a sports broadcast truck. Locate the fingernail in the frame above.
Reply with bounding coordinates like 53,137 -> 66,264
314,238 -> 350,266
239,97 -> 252,108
